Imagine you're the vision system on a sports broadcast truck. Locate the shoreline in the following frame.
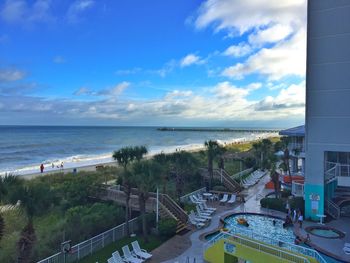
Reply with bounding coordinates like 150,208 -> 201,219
1,133 -> 279,179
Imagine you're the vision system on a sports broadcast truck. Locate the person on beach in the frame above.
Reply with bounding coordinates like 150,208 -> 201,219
40,163 -> 44,173
60,162 -> 64,169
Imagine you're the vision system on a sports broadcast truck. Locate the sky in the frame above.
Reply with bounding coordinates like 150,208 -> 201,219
0,0 -> 307,127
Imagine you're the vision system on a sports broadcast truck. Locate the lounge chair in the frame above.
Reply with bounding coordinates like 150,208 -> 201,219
227,194 -> 236,204
188,214 -> 205,228
343,246 -> 350,255
108,257 -> 117,263
345,243 -> 350,248
190,195 -> 203,204
196,206 -> 212,219
112,251 -> 127,263
220,194 -> 228,204
190,210 -> 208,222
131,241 -> 152,260
203,202 -> 216,212
122,245 -> 144,263
198,203 -> 214,215
192,195 -> 205,203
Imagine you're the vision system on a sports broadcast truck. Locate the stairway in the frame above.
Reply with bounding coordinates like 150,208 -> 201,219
213,168 -> 242,193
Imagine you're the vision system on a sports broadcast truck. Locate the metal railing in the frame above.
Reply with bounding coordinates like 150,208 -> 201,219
180,187 -> 206,203
325,161 -> 350,178
325,199 -> 340,219
232,168 -> 254,180
37,217 -> 139,263
292,180 -> 304,197
204,225 -> 326,263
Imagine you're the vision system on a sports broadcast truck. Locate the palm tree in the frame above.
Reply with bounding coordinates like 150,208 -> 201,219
132,160 -> 161,242
112,146 -> 148,236
168,151 -> 198,201
17,186 -> 38,263
252,142 -> 262,167
204,140 -> 224,190
270,163 -> 280,198
154,153 -> 170,194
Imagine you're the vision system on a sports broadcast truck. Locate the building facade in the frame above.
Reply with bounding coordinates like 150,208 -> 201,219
305,0 -> 350,220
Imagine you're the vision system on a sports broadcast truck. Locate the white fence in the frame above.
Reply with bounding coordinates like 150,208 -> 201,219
232,168 -> 254,180
37,217 -> 139,263
180,187 -> 207,203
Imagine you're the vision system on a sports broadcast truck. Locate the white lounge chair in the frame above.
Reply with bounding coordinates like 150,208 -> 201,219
190,210 -> 208,222
203,202 -> 216,212
196,206 -> 212,220
131,241 -> 152,260
343,246 -> 350,255
220,194 -> 228,204
108,257 -> 117,263
192,195 -> 205,203
199,203 -> 214,215
122,245 -> 144,263
345,243 -> 350,248
227,194 -> 236,204
188,214 -> 205,228
112,251 -> 127,263
190,195 -> 203,204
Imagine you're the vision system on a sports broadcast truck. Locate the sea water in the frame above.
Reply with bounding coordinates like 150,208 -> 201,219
0,126 -> 277,176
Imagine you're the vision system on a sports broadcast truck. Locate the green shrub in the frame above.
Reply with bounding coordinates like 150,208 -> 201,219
281,189 -> 292,198
260,198 -> 285,212
137,212 -> 157,234
183,203 -> 196,213
290,197 -> 305,214
158,218 -> 177,237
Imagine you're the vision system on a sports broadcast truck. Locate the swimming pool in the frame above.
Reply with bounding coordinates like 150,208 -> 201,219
205,213 -> 346,263
305,226 -> 345,239
219,213 -> 295,243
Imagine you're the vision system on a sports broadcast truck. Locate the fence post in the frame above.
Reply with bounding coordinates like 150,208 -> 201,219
78,243 -> 80,260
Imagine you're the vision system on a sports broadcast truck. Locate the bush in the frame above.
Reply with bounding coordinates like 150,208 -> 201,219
183,203 -> 196,213
290,197 -> 305,214
260,198 -> 285,212
281,189 -> 292,198
158,218 -> 177,237
137,212 -> 157,234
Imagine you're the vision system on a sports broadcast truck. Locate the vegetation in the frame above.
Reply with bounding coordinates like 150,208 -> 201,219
204,140 -> 225,189
112,146 -> 148,236
158,218 -> 177,237
260,196 -> 305,214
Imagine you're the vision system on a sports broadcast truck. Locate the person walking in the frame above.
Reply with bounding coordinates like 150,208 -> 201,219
293,209 -> 297,223
298,213 -> 304,228
40,163 -> 44,173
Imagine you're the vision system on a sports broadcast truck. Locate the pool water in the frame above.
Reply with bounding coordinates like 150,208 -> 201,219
310,229 -> 340,238
223,214 -> 295,243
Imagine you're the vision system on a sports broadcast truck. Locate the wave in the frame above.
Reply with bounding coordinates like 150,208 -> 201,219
0,132 -> 278,177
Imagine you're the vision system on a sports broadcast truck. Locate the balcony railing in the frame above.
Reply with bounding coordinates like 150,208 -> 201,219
292,180 -> 304,197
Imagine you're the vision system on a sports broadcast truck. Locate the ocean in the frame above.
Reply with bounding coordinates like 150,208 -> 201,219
0,126 -> 278,176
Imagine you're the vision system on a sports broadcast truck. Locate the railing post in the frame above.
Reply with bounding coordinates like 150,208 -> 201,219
77,243 -> 80,260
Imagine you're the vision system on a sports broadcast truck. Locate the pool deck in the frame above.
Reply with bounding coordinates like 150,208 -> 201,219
150,174 -> 350,263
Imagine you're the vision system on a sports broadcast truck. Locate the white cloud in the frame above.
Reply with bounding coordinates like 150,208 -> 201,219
194,0 -> 306,81
67,0 -> 94,23
223,42 -> 252,57
254,81 -> 305,114
194,0 -> 306,35
180,54 -> 204,67
248,24 -> 293,46
0,68 -> 26,82
74,87 -> 92,96
222,29 -> 306,80
53,56 -> 66,64
98,82 -> 130,97
1,0 -> 53,25
165,90 -> 193,100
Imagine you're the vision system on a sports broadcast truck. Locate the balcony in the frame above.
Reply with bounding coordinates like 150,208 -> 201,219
291,179 -> 305,197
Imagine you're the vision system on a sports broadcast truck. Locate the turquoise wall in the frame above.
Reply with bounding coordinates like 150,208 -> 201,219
304,184 -> 324,220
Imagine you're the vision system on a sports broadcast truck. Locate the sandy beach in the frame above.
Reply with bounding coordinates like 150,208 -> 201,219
5,133 -> 278,180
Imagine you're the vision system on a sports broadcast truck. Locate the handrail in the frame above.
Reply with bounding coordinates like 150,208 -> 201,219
204,226 -> 327,263
160,194 -> 188,223
325,199 -> 340,219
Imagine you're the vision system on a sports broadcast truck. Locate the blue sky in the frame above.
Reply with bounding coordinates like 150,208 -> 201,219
0,0 -> 307,127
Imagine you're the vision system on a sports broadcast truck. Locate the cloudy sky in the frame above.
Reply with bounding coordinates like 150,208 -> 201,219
0,0 -> 307,127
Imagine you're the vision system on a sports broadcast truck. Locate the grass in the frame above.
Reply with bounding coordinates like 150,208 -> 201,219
78,234 -> 167,263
